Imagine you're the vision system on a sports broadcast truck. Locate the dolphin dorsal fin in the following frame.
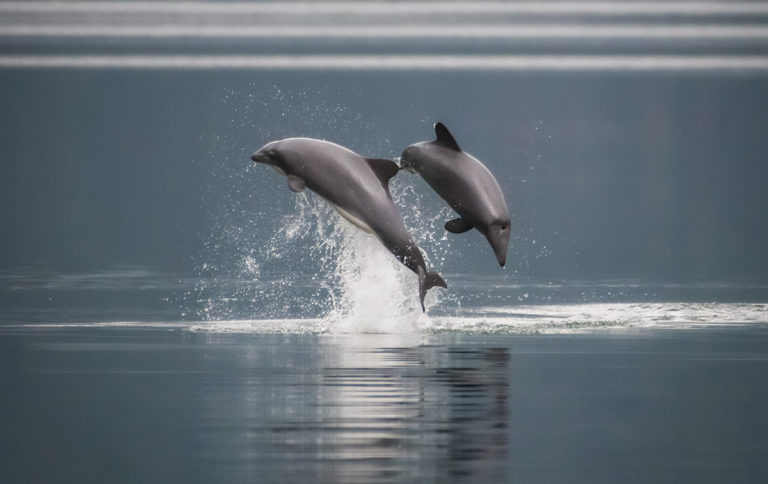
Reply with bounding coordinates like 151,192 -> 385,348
434,122 -> 461,151
365,158 -> 400,191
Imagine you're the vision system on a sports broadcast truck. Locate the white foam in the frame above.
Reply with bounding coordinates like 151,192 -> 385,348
321,221 -> 433,334
429,302 -> 768,334
13,302 -> 767,334
196,191 -> 442,333
287,194 -> 437,333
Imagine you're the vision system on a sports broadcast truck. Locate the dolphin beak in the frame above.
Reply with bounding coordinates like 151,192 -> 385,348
251,151 -> 268,163
486,225 -> 510,268
496,249 -> 507,268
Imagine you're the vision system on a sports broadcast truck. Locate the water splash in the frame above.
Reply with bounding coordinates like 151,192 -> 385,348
192,84 -> 528,331
322,219 -> 429,333
198,181 -> 454,332
190,81 -> 461,331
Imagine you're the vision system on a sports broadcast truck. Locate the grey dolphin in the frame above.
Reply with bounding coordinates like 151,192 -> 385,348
251,137 -> 446,311
400,123 -> 511,267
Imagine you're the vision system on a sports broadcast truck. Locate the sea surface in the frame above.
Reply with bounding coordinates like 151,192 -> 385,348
2,315 -> 768,483
2,270 -> 768,483
3,1 -> 768,482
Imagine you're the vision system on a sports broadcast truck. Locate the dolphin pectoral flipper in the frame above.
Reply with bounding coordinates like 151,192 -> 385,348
434,122 -> 462,151
365,158 -> 400,190
445,217 -> 474,234
286,174 -> 306,192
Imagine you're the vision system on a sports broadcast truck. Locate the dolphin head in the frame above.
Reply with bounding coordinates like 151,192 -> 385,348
251,141 -> 287,175
484,219 -> 511,267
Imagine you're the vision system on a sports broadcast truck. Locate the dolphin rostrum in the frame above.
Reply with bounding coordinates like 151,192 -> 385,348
251,137 -> 446,311
400,123 -> 511,267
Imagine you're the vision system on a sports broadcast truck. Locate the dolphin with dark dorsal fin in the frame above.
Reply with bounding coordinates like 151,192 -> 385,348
251,137 -> 446,311
400,123 -> 511,267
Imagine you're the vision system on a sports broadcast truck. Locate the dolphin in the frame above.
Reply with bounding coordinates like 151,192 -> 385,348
251,137 -> 446,311
400,123 -> 511,267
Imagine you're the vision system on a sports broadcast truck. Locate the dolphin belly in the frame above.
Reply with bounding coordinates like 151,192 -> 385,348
329,202 -> 375,235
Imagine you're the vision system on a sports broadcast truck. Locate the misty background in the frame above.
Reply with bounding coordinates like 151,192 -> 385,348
2,1 -> 768,282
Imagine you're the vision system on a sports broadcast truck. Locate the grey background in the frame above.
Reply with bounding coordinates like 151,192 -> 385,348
2,0 -> 768,282
2,70 -> 767,279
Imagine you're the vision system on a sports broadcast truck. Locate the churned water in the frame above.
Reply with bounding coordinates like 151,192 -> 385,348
3,191 -> 767,334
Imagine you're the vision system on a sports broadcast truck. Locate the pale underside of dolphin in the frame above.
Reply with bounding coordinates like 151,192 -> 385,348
251,137 -> 446,311
400,123 -> 511,267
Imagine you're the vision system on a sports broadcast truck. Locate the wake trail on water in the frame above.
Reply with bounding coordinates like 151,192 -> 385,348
193,143 -> 768,334
185,87 -> 768,335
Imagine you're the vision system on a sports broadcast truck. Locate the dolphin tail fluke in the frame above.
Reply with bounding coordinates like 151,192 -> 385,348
425,271 -> 447,291
418,269 -> 448,312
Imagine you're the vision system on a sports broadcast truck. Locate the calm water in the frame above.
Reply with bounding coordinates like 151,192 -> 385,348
2,273 -> 768,482
2,325 -> 768,483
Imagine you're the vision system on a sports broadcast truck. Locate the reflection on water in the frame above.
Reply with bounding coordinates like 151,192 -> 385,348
3,327 -> 767,483
196,334 -> 511,482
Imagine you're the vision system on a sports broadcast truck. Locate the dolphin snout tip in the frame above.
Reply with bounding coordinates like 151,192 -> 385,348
251,149 -> 272,163
488,225 -> 510,269
493,248 -> 508,268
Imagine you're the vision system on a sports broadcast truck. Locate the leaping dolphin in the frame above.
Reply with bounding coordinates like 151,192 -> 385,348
251,137 -> 447,311
400,123 -> 511,267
